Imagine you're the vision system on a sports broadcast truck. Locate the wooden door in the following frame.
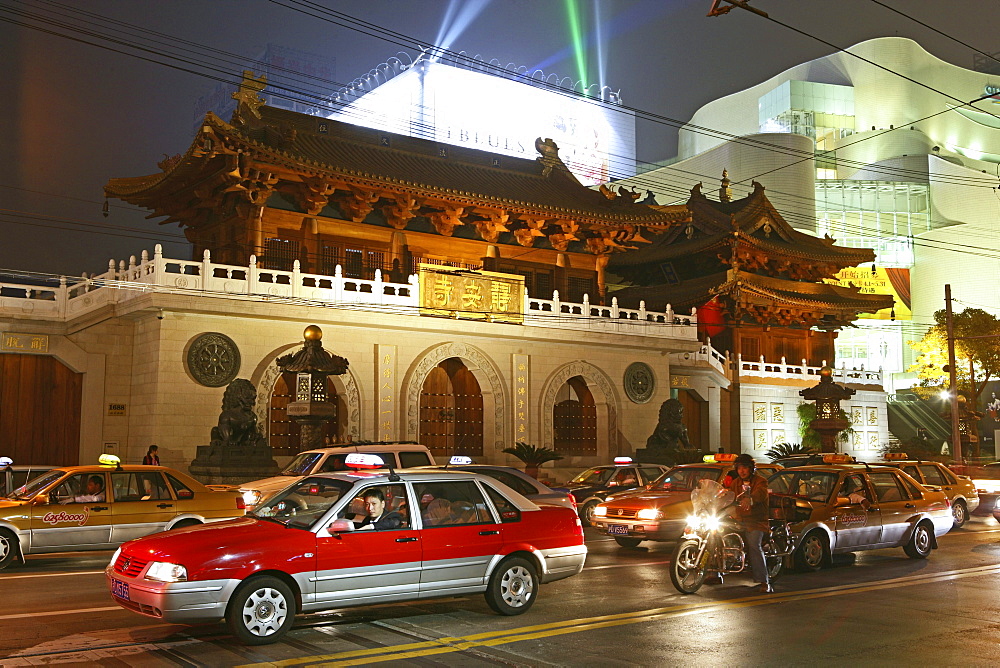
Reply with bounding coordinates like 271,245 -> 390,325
0,354 -> 81,465
553,376 -> 597,456
419,358 -> 483,459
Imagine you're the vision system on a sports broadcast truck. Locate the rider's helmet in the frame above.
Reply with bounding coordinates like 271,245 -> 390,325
734,453 -> 755,471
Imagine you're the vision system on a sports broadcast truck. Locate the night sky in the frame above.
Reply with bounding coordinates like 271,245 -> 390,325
1,0 -> 994,276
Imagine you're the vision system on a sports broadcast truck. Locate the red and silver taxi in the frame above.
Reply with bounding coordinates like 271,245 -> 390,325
768,456 -> 954,571
106,454 -> 587,645
875,453 -> 979,527
0,455 -> 245,569
590,454 -> 783,547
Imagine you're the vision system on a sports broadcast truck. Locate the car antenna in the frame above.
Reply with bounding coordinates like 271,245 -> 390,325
387,463 -> 400,482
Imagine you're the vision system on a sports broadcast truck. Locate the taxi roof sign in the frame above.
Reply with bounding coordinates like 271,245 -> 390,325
822,453 -> 853,464
0,456 -> 12,467
883,452 -> 909,461
99,454 -> 121,467
703,453 -> 737,463
449,456 -> 473,465
613,457 -> 633,465
345,453 -> 385,469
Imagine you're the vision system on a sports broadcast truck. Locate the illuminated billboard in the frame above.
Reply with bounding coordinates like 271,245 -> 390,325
824,266 -> 911,320
328,61 -> 635,186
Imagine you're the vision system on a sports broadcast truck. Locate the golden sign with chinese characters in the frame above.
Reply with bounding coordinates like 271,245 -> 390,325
2,332 -> 49,353
418,266 -> 524,323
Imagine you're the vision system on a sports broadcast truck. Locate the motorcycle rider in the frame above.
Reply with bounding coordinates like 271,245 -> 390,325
723,453 -> 772,593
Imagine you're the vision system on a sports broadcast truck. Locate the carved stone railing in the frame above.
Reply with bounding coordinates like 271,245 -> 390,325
738,354 -> 883,385
2,245 -> 699,341
670,339 -> 730,376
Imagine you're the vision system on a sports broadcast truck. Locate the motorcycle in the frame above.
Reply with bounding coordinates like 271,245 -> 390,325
669,479 -> 794,594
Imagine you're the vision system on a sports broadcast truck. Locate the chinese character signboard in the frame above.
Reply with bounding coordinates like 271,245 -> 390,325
2,332 -> 49,353
823,266 -> 911,320
418,266 -> 524,323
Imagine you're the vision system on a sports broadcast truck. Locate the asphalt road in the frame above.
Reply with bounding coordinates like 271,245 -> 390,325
3,517 -> 1000,667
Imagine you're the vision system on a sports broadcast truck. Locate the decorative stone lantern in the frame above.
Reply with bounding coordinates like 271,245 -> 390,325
799,366 -> 855,453
276,325 -> 349,451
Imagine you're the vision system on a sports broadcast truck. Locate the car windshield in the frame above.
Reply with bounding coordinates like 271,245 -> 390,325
769,471 -> 839,502
651,467 -> 721,492
10,470 -> 65,500
251,477 -> 353,529
570,467 -> 614,485
280,453 -> 324,476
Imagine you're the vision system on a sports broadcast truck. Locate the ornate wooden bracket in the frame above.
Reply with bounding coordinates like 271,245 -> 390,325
544,219 -> 579,251
510,217 -> 546,247
298,177 -> 337,216
427,205 -> 466,236
335,187 -> 381,222
471,209 -> 510,243
382,193 -> 421,230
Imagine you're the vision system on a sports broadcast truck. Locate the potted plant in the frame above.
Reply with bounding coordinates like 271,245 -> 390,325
502,442 -> 563,479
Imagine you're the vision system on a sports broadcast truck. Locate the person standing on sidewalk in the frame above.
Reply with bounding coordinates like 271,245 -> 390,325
142,445 -> 160,466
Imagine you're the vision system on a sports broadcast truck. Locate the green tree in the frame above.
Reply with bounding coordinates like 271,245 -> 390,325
908,308 -> 1000,401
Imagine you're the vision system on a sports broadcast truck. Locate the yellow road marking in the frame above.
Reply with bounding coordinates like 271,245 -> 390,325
240,563 -> 1000,667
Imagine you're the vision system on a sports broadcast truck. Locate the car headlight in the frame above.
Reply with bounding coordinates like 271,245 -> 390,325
242,489 -> 262,506
593,506 -> 607,517
109,547 -> 121,567
145,562 -> 188,582
636,508 -> 662,521
994,497 -> 1000,510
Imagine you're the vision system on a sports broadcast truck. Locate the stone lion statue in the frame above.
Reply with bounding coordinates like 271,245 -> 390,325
645,398 -> 693,453
210,379 -> 265,449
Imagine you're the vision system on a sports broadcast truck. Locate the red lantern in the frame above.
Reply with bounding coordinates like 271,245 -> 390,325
698,297 -> 726,338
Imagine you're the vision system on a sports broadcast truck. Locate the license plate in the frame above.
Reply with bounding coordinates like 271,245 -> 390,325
111,579 -> 130,601
607,525 -> 629,535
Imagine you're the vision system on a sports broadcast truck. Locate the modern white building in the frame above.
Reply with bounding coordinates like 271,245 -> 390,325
617,37 -> 1000,394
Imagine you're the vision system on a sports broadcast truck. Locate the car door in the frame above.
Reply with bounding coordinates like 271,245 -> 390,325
109,471 -> 176,543
28,472 -> 113,549
833,473 -> 881,548
415,480 -> 502,597
868,470 -> 915,547
314,482 -> 421,605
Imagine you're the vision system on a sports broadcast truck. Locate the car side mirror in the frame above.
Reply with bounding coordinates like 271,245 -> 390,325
328,518 -> 354,534
836,496 -> 852,506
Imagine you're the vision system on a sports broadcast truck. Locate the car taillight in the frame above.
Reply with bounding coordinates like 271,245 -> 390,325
236,496 -> 246,510
567,493 -> 577,509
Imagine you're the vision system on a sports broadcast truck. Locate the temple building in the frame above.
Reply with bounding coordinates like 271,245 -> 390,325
608,173 -> 893,452
0,73 -> 891,469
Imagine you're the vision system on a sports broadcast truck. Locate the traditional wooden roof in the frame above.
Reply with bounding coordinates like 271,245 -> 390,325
105,82 -> 684,255
606,176 -> 892,327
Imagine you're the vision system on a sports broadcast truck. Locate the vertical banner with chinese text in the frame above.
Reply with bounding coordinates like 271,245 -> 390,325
376,344 -> 397,441
512,354 -> 530,443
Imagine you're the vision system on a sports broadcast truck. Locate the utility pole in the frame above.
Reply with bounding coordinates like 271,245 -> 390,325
945,284 -> 963,461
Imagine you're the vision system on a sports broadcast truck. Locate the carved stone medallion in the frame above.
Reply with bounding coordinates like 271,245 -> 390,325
187,332 -> 241,387
624,362 -> 655,404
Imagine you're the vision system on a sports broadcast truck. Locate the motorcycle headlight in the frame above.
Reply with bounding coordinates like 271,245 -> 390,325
685,514 -> 700,529
637,508 -> 662,521
242,489 -> 262,507
593,506 -> 607,517
703,515 -> 722,532
145,562 -> 188,582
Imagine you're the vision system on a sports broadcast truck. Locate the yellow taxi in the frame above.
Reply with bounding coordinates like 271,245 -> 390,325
590,454 -> 783,548
0,455 -> 245,569
767,454 -> 954,571
875,453 -> 979,528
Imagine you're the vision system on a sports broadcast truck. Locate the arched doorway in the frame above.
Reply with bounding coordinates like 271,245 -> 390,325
0,354 -> 81,465
268,373 -> 344,456
553,376 -> 597,456
419,357 -> 483,459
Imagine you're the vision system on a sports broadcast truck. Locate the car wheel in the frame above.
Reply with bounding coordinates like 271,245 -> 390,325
951,500 -> 968,528
169,519 -> 202,530
580,501 -> 598,527
226,575 -> 296,645
904,522 -> 933,559
0,529 -> 19,569
614,536 -> 642,548
484,556 -> 537,615
794,531 -> 828,572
